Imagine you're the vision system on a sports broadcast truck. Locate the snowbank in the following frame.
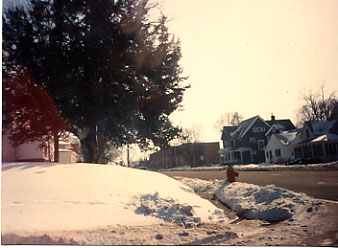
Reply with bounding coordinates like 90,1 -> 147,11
159,161 -> 338,171
215,182 -> 322,222
174,177 -> 322,222
1,163 -> 227,234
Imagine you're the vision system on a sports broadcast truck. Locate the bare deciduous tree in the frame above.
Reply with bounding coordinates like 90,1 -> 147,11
231,112 -> 243,126
181,124 -> 202,144
214,113 -> 232,132
297,85 -> 338,124
214,112 -> 243,133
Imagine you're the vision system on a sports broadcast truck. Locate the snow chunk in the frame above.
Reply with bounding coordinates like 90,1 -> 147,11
173,176 -> 222,193
215,182 -> 322,222
136,192 -> 202,225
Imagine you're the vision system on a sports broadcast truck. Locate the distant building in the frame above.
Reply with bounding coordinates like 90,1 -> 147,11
219,115 -> 295,164
149,142 -> 220,170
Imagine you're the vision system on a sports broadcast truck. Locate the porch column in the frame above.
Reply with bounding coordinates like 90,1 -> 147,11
322,143 -> 326,162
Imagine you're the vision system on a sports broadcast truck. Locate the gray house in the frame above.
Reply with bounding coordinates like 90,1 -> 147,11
220,115 -> 295,164
293,120 -> 338,162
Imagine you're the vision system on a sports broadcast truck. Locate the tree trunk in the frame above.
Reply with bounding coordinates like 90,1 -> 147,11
81,126 -> 98,163
53,131 -> 59,162
96,122 -> 106,164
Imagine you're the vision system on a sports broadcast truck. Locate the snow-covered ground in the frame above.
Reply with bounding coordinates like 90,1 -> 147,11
2,162 -> 338,245
1,162 -> 226,233
161,161 -> 338,171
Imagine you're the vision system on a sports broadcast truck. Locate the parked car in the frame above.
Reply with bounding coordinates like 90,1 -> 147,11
285,157 -> 320,165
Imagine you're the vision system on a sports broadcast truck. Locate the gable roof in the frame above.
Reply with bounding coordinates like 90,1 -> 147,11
221,126 -> 237,140
240,115 -> 271,138
221,115 -> 271,140
266,119 -> 295,131
306,119 -> 338,136
273,131 -> 298,145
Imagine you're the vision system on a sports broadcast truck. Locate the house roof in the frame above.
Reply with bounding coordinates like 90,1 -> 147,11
237,115 -> 261,138
273,131 -> 298,145
221,115 -> 271,140
221,126 -> 238,140
221,115 -> 297,141
306,120 -> 338,136
310,133 -> 338,143
266,119 -> 295,131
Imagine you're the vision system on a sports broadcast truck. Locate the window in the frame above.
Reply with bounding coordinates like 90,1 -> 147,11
266,151 -> 269,158
43,146 -> 48,158
253,127 -> 265,133
275,149 -> 281,157
258,140 -> 265,150
250,137 -> 256,143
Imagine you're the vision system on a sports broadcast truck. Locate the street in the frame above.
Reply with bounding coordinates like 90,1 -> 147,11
160,170 -> 338,202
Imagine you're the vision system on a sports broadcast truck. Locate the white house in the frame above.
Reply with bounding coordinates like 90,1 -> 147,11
2,132 -> 81,163
2,134 -> 54,162
264,131 -> 299,164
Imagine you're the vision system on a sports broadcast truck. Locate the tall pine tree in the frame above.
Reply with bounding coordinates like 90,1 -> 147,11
3,0 -> 188,163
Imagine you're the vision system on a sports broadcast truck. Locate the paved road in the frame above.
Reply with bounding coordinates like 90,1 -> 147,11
160,170 -> 338,202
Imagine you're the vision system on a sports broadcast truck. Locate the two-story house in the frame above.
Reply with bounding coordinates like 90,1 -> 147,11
220,115 -> 295,164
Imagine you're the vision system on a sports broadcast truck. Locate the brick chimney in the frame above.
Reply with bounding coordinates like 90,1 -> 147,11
271,114 -> 276,122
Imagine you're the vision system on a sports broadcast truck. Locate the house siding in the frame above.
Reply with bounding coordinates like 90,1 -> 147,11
265,135 -> 294,164
240,118 -> 270,163
2,135 -> 53,162
2,133 -> 81,163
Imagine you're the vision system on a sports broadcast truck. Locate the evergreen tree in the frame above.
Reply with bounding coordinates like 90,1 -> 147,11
3,0 -> 188,163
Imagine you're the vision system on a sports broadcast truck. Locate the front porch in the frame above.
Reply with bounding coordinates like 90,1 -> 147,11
219,147 -> 253,164
294,135 -> 338,163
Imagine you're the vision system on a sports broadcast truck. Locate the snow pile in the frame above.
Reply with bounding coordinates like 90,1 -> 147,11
173,176 -> 222,193
2,163 -> 228,234
161,161 -> 338,171
174,177 -> 322,223
215,182 -> 322,222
